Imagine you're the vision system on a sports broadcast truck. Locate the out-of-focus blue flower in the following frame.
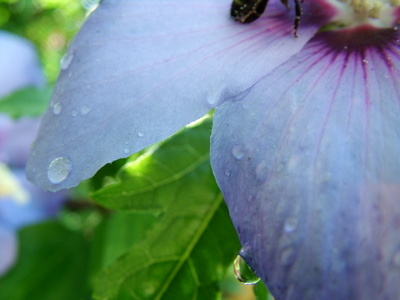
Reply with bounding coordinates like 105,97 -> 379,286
25,0 -> 400,298
0,31 -> 43,97
0,32 -> 66,276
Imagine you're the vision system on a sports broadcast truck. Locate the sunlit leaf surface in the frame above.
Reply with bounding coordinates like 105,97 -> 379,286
90,118 -> 239,299
92,116 -> 240,299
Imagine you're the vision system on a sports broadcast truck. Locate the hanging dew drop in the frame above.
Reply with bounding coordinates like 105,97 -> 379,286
394,250 -> 400,267
53,103 -> 62,115
80,106 -> 91,116
47,156 -> 72,184
60,51 -> 74,70
233,255 -> 260,285
255,161 -> 269,181
284,216 -> 298,233
232,145 -> 245,160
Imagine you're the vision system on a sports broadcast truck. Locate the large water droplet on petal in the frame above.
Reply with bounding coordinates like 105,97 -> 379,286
47,156 -> 72,184
233,255 -> 260,285
53,103 -> 62,115
232,145 -> 245,160
60,51 -> 74,70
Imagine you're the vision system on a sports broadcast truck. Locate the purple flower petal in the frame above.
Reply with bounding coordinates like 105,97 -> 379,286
211,26 -> 400,299
0,115 -> 40,167
0,225 -> 17,276
0,169 -> 66,229
0,31 -> 44,98
26,0 -> 332,191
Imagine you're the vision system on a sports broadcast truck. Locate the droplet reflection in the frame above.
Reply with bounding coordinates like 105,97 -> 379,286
233,255 -> 260,285
60,51 -> 74,70
47,156 -> 72,184
53,103 -> 62,115
394,250 -> 400,267
232,144 -> 245,160
80,106 -> 91,116
284,216 -> 298,233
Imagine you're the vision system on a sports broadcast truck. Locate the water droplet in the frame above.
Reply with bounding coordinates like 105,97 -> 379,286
60,51 -> 74,70
207,96 -> 219,107
233,255 -> 260,285
255,161 -> 269,181
363,59 -> 369,64
394,250 -> 400,267
232,145 -> 245,160
280,247 -> 295,265
123,148 -> 129,154
137,131 -> 144,137
225,169 -> 231,176
47,156 -> 72,184
284,217 -> 298,233
80,106 -> 91,116
71,110 -> 78,117
53,103 -> 62,115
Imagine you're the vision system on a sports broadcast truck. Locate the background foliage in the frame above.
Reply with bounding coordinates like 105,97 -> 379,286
0,0 -> 271,299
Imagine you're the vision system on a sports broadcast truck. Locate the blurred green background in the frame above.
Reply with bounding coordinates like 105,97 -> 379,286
0,0 -> 96,82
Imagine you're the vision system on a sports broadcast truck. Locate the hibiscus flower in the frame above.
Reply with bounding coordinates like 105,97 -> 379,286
26,0 -> 400,298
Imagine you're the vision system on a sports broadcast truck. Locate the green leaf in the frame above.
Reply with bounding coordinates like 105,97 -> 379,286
92,116 -> 215,213
92,116 -> 241,299
0,86 -> 51,118
254,281 -> 275,300
0,221 -> 90,300
90,212 -> 158,276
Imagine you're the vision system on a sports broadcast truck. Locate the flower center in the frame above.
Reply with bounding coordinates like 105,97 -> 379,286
329,0 -> 400,28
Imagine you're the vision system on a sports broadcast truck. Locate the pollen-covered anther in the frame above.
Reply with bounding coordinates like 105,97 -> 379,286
333,0 -> 400,27
341,0 -> 396,18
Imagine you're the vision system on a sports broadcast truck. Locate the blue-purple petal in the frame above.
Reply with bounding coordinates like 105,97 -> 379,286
26,0 -> 331,191
0,169 -> 66,229
0,225 -> 17,276
211,26 -> 400,299
0,116 -> 40,168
